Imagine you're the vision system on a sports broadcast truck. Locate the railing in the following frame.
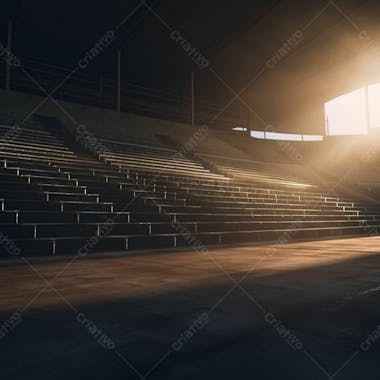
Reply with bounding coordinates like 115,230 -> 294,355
0,58 -> 248,129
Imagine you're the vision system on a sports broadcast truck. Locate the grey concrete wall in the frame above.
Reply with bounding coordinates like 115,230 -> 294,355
0,89 -> 199,141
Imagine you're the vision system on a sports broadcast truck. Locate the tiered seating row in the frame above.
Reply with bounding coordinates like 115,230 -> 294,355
0,121 -> 379,256
199,153 -> 313,188
78,137 -> 228,180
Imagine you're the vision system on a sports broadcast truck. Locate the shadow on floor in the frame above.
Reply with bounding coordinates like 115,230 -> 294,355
1,249 -> 380,380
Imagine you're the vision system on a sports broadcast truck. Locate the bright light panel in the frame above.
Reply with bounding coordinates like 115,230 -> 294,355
250,131 -> 323,141
265,132 -> 303,141
302,135 -> 323,141
325,88 -> 367,135
250,131 -> 265,139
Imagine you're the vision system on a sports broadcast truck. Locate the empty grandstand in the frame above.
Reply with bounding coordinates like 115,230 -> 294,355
1,112 -> 379,257
1,1 -> 380,379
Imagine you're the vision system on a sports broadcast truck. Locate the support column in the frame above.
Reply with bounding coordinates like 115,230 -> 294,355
191,72 -> 194,126
325,115 -> 330,136
365,85 -> 371,131
117,50 -> 121,113
100,76 -> 104,96
5,18 -> 13,90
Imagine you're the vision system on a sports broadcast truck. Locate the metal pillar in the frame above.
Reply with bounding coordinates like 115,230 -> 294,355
5,19 -> 12,90
365,85 -> 371,131
117,50 -> 121,112
191,72 -> 194,125
100,76 -> 104,96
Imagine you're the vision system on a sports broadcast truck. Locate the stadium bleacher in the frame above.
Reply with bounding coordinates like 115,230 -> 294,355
197,153 -> 312,188
0,113 -> 379,256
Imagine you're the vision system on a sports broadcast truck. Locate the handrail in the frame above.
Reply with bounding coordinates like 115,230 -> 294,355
0,57 -> 247,128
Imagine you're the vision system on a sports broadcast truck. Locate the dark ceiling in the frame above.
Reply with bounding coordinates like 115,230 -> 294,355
1,0 -> 380,133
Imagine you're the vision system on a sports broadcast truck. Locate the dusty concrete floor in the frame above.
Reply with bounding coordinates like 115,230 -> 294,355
1,237 -> 380,379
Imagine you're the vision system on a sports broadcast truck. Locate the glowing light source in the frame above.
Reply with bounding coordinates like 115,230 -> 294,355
265,132 -> 302,141
250,131 -> 265,139
250,131 -> 323,141
325,88 -> 367,136
302,135 -> 324,141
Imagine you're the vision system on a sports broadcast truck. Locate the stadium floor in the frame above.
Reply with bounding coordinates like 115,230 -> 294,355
1,236 -> 380,379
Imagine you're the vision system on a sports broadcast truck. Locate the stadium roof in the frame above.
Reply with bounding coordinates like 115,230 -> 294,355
1,0 -> 380,133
